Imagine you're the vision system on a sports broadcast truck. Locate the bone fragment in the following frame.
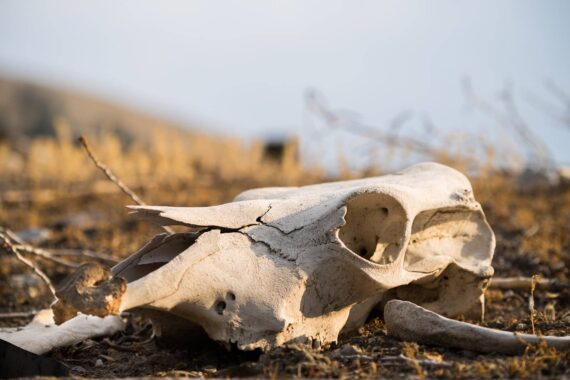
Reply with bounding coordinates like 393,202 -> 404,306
384,300 -> 570,355
51,262 -> 126,324
0,309 -> 124,355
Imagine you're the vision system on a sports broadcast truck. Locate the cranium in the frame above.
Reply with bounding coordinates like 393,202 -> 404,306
107,162 -> 495,350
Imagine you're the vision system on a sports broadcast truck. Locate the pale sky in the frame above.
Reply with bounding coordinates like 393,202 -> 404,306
1,1 -> 569,169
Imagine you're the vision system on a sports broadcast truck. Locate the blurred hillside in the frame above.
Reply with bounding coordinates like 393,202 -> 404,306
0,76 -> 196,145
0,76 -> 306,196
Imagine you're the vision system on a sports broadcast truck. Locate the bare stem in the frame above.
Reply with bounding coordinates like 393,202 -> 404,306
50,248 -> 119,263
78,136 -> 145,205
13,244 -> 79,268
530,274 -> 540,335
0,232 -> 56,298
489,276 -> 566,291
0,226 -> 77,268
78,136 -> 174,235
0,311 -> 38,319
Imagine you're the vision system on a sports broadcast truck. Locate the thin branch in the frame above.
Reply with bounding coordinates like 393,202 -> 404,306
489,276 -> 567,291
0,226 -> 78,268
1,226 -> 117,267
304,89 -> 437,156
529,275 -> 539,335
1,227 -> 25,244
0,311 -> 38,319
78,136 -> 174,235
50,248 -> 119,263
462,78 -> 555,171
78,136 -> 145,204
545,79 -> 570,108
0,232 -> 56,298
14,244 -> 79,268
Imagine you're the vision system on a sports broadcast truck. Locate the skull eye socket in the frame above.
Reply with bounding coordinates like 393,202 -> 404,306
338,192 -> 406,265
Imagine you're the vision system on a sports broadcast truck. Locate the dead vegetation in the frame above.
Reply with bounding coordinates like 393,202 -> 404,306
0,125 -> 569,378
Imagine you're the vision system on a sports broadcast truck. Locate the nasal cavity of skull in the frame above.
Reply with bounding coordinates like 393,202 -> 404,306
404,208 -> 490,271
338,193 -> 405,265
215,300 -> 227,315
214,292 -> 236,316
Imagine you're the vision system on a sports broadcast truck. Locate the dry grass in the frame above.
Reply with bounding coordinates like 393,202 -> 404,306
0,128 -> 568,379
0,120 -> 310,194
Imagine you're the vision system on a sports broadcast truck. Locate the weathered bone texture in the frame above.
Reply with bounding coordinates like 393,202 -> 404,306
0,309 -> 124,355
52,262 -> 126,324
385,300 -> 570,354
109,162 -> 495,350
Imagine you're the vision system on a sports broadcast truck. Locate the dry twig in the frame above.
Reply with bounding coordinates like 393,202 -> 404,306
0,232 -> 56,298
305,90 -> 437,156
13,244 -> 79,268
51,248 -> 119,263
0,311 -> 38,319
78,136 -> 174,235
489,276 -> 567,291
529,274 -> 540,335
0,226 -> 78,268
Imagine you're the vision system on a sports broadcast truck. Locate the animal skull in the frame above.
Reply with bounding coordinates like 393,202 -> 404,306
108,162 -> 495,350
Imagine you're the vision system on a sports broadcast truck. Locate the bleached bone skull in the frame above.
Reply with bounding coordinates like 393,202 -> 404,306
111,162 -> 495,350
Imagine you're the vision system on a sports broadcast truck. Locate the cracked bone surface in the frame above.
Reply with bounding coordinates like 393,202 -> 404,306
108,162 -> 495,350
385,300 -> 570,354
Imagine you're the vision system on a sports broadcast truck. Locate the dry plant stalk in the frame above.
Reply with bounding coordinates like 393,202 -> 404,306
0,311 -> 38,319
14,244 -> 78,268
51,248 -> 119,264
0,232 -> 56,298
78,136 -> 145,205
1,226 -> 78,268
490,276 -> 566,291
530,274 -> 541,335
78,136 -> 173,235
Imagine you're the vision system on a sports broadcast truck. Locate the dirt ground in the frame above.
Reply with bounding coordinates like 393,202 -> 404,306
0,173 -> 569,379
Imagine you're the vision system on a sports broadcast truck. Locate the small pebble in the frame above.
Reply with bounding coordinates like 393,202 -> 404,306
339,343 -> 360,356
95,358 -> 104,367
71,366 -> 86,374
